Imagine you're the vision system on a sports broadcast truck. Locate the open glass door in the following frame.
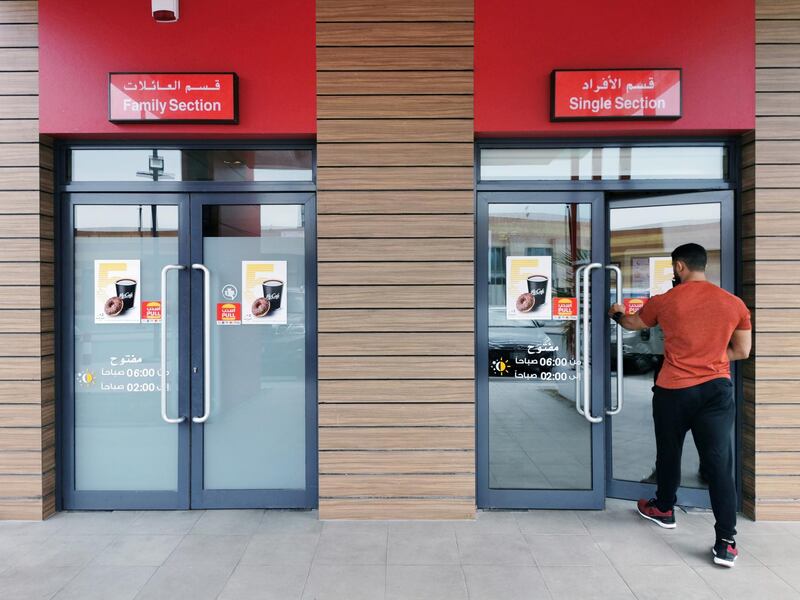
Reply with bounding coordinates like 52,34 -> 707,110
606,191 -> 735,508
477,192 -> 606,509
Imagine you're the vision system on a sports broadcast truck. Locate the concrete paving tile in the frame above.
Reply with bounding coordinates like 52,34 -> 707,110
218,564 -> 309,600
258,510 -> 323,534
387,530 -> 459,565
12,534 -> 114,568
0,566 -> 80,600
128,511 -> 202,535
462,565 -> 551,600
240,533 -> 319,566
515,510 -> 587,535
314,529 -> 387,565
190,509 -> 264,535
93,534 -> 183,567
541,565 -> 635,600
768,566 -> 800,594
739,534 -> 800,567
133,564 -> 234,600
452,511 -> 521,535
52,565 -> 155,600
456,532 -> 534,566
386,565 -> 467,600
56,511 -> 141,535
695,565 -> 800,600
525,534 -> 610,566
664,534 -> 761,567
164,534 -> 249,569
595,531 -> 685,566
301,564 -> 385,600
617,564 -> 719,600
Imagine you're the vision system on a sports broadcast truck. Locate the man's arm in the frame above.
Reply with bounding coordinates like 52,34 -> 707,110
608,303 -> 649,331
727,329 -> 752,361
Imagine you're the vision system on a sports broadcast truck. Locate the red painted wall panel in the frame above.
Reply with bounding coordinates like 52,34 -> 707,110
475,0 -> 755,136
40,1 -> 315,138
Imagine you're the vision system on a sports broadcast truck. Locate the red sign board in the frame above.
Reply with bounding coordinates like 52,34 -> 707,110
624,298 -> 649,315
216,303 -> 241,325
551,69 -> 681,121
109,73 -> 238,123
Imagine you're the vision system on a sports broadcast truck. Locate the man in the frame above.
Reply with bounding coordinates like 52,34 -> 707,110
608,243 -> 751,568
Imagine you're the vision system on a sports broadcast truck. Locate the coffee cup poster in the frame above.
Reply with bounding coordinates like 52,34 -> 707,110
505,256 -> 552,320
242,260 -> 288,325
94,259 -> 141,324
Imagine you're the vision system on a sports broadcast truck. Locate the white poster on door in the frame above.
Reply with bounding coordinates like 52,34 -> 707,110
242,260 -> 288,325
649,256 -> 674,296
505,256 -> 552,320
94,259 -> 141,324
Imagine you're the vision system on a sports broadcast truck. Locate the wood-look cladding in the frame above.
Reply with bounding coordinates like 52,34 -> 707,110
0,0 -> 52,520
316,0 -> 475,519
744,1 -> 800,520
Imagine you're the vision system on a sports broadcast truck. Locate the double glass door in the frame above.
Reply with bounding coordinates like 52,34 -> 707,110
62,192 -> 316,509
477,190 -> 734,509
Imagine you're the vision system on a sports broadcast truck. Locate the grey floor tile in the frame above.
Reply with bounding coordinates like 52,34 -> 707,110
0,516 -> 66,539
0,565 -> 80,600
769,566 -> 800,594
462,565 -> 551,600
664,534 -> 761,567
218,564 -> 309,600
259,510 -> 323,534
740,533 -> 800,567
388,521 -> 457,536
579,507 -> 658,537
386,565 -> 467,600
128,511 -> 203,535
452,511 -> 520,535
12,534 -> 114,568
540,565 -> 636,600
695,565 -> 800,600
456,532 -> 534,566
190,509 -> 264,535
56,511 -> 141,535
0,536 -> 49,573
164,534 -> 249,569
134,564 -> 234,600
93,534 -> 183,567
617,565 -> 719,600
52,565 -> 156,600
314,530 -> 387,565
387,530 -> 459,565
322,520 -> 390,534
515,510 -> 587,535
526,534 -> 610,566
302,564 -> 385,600
595,532 -> 685,567
240,532 -> 319,565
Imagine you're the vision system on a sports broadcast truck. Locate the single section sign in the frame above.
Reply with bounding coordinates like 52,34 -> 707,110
109,73 -> 238,123
551,69 -> 681,121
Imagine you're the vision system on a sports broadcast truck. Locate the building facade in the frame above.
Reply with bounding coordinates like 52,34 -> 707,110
0,0 -> 796,521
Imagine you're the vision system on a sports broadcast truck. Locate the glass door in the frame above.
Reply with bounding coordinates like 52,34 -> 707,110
477,192 -> 607,509
605,191 -> 735,508
189,193 -> 317,508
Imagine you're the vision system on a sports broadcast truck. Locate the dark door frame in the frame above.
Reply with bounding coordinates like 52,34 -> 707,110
56,142 -> 318,511
474,138 -> 742,510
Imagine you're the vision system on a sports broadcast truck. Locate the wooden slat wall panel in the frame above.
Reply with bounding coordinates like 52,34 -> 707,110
746,9 -> 800,520
0,2 -> 52,521
317,0 -> 475,519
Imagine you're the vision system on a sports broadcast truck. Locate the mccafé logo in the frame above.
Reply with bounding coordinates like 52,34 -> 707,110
118,292 -> 134,299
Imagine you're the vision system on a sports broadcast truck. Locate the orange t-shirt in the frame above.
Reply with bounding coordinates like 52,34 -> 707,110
637,280 -> 751,389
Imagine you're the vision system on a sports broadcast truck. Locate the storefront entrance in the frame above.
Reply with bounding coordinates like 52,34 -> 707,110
476,143 -> 738,510
61,189 -> 317,510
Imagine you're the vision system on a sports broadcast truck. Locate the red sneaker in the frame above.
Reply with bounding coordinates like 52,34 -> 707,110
636,498 -> 676,529
712,539 -> 738,567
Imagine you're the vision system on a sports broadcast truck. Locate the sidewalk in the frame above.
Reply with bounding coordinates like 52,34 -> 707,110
0,499 -> 798,600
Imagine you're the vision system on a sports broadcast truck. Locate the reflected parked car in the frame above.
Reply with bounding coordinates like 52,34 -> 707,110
488,307 -> 558,378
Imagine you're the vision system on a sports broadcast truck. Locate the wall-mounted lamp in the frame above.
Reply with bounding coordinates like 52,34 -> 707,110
152,0 -> 179,23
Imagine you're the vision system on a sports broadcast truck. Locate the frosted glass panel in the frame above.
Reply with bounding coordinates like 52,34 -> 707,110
74,204 -> 180,491
202,204 -> 306,490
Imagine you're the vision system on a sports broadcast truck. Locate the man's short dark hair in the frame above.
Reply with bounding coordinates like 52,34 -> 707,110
672,243 -> 707,271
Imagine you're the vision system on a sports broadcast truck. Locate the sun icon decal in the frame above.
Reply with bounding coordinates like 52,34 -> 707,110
76,371 -> 95,386
491,357 -> 509,376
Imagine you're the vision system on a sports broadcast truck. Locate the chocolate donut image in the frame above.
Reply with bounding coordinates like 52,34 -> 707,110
104,296 -> 124,317
515,292 -> 534,313
251,297 -> 271,317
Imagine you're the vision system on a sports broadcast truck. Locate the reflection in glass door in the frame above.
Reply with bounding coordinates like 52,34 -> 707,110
477,192 -> 606,509
606,191 -> 734,508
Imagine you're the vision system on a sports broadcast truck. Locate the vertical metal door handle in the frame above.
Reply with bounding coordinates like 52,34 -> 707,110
582,263 -> 603,424
192,263 -> 211,424
574,265 -> 587,416
606,264 -> 624,416
160,264 -> 186,424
